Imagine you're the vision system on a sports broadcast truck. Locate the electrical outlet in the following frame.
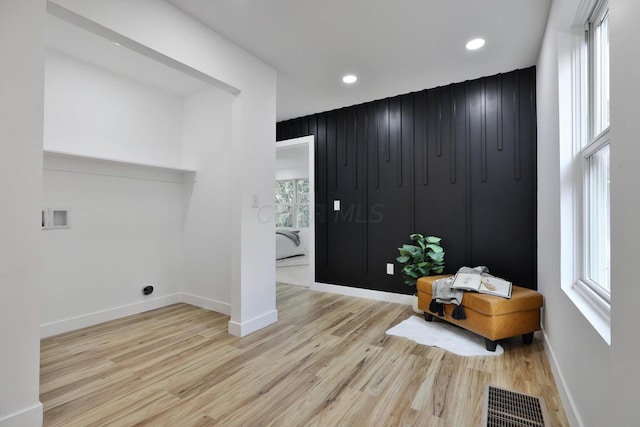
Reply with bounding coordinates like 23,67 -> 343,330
333,200 -> 341,211
386,263 -> 394,275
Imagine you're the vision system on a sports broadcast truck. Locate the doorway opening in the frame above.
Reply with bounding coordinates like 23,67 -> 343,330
275,135 -> 315,287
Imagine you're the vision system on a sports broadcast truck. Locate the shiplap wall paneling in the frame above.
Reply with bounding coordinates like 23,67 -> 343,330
467,70 -> 537,289
326,108 -> 368,285
413,84 -> 469,274
277,67 -> 537,292
364,96 -> 414,293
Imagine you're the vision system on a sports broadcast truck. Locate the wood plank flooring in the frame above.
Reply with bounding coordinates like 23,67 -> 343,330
40,284 -> 569,426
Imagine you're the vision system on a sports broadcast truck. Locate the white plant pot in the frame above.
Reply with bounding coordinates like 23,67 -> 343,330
412,294 -> 424,314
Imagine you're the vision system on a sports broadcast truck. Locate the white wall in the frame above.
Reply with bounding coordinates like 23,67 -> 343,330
537,0 -> 640,424
276,144 -> 309,181
40,156 -> 185,336
0,0 -> 45,425
607,0 -> 640,420
44,50 -> 184,166
181,87 -> 235,312
41,47 -> 189,336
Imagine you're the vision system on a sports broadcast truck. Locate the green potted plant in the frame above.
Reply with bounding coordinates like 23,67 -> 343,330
396,233 -> 445,313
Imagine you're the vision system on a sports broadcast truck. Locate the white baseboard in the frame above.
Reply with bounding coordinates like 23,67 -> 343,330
228,309 -> 278,337
39,282 -> 410,340
180,293 -> 230,315
40,294 -> 182,338
0,402 -> 42,427
310,282 -> 414,305
541,326 -> 583,427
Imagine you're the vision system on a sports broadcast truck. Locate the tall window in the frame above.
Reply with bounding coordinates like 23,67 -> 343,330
275,179 -> 309,228
578,0 -> 610,303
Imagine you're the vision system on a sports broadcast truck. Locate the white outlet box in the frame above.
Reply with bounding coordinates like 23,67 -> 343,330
41,208 -> 70,230
333,200 -> 340,211
386,263 -> 394,275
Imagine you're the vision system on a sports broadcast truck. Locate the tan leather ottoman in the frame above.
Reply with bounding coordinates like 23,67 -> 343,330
417,275 -> 543,351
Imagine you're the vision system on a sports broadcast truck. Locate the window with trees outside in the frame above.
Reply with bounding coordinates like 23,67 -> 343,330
275,179 -> 309,228
576,0 -> 611,306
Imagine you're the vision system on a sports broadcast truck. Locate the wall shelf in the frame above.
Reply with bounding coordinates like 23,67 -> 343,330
43,149 -> 197,183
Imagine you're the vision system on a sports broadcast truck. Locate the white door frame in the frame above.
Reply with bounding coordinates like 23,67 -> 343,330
275,135 -> 315,287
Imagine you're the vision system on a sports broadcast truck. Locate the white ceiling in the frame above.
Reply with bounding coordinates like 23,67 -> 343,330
45,1 -> 552,122
167,0 -> 552,121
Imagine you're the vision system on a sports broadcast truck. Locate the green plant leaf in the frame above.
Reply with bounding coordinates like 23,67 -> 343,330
426,236 -> 441,243
426,244 -> 443,253
396,255 -> 410,263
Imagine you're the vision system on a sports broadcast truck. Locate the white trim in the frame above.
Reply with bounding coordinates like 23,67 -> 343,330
180,293 -> 231,315
563,281 -> 611,344
47,2 -> 240,96
559,0 -> 611,344
40,294 -> 182,337
43,150 -> 196,183
40,292 -> 238,337
310,282 -> 415,305
574,0 -> 598,26
0,402 -> 43,427
275,135 -> 312,149
228,309 -> 278,337
542,326 -> 584,427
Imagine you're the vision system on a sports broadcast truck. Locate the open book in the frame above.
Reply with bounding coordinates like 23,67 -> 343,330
451,272 -> 512,299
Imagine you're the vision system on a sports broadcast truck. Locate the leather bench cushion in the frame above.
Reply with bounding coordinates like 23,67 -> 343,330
417,275 -> 543,316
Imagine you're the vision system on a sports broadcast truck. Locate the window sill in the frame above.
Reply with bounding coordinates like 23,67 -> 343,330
563,280 -> 611,344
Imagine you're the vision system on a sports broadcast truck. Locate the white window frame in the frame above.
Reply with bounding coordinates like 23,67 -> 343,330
275,178 -> 309,229
563,0 -> 611,344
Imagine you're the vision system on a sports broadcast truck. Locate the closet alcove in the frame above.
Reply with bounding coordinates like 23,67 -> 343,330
42,10 -> 236,336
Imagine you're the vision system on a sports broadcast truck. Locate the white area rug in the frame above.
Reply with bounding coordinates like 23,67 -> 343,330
276,265 -> 310,287
385,315 -> 504,356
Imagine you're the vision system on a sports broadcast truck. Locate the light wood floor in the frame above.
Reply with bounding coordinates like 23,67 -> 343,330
40,284 -> 569,426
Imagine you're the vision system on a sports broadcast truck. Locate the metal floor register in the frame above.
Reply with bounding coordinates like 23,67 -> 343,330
482,385 -> 551,427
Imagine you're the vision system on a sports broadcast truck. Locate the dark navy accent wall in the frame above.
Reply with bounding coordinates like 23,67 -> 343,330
277,67 -> 537,293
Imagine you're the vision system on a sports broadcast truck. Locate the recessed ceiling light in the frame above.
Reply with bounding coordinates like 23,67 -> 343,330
342,74 -> 357,84
465,38 -> 486,50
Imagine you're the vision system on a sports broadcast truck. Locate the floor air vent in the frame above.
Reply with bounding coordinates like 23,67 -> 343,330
482,385 -> 550,427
